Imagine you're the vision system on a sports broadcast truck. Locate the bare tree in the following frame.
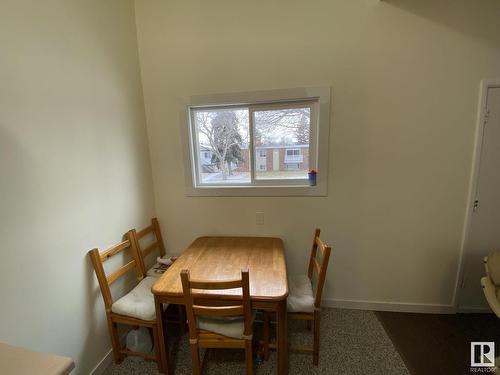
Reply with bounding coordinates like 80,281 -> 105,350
196,111 -> 243,180
254,108 -> 310,145
295,113 -> 309,144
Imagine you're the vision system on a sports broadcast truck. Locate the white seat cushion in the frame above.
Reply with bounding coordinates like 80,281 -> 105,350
111,276 -> 158,321
197,312 -> 255,339
287,274 -> 315,313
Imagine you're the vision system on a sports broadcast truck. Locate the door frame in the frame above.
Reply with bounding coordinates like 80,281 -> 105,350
453,79 -> 500,311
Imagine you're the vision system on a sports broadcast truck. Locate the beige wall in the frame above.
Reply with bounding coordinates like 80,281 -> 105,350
0,1 -> 154,374
135,0 -> 500,309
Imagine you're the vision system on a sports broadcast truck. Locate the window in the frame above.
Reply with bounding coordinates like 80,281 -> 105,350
181,86 -> 330,196
191,107 -> 250,184
190,101 -> 312,185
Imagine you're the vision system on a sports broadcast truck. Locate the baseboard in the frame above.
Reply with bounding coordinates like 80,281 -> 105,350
90,333 -> 127,375
89,348 -> 114,375
456,305 -> 492,313
323,298 -> 456,314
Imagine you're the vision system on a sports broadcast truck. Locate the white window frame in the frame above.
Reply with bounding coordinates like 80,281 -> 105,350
179,86 -> 330,196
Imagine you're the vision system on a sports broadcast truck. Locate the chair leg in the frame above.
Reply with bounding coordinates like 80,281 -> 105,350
155,297 -> 171,374
313,310 -> 320,366
262,312 -> 271,361
178,305 -> 186,335
152,324 -> 163,373
190,341 -> 201,375
245,339 -> 253,375
106,314 -> 122,364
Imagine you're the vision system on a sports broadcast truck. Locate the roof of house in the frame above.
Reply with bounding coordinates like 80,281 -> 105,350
199,144 -> 309,152
254,144 -> 309,149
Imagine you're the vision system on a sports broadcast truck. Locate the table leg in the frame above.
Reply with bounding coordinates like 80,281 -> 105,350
154,295 -> 170,374
276,300 -> 288,375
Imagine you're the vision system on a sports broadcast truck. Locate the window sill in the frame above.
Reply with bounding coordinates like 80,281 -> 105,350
185,183 -> 327,197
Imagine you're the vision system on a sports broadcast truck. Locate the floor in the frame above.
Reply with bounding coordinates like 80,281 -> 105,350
104,308 -> 409,375
376,311 -> 500,375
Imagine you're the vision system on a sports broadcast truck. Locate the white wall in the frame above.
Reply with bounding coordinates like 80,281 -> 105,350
0,1 -> 154,373
134,0 -> 500,311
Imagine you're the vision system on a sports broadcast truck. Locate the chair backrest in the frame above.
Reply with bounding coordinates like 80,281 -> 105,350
130,218 -> 167,276
307,228 -> 332,308
88,231 -> 143,310
180,268 -> 252,341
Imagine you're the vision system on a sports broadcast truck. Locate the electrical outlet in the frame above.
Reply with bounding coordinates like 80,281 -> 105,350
256,211 -> 264,225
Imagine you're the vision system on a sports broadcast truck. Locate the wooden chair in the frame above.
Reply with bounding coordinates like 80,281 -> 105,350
481,250 -> 500,368
129,217 -> 167,277
262,228 -> 331,365
482,250 -> 500,318
181,268 -> 254,375
130,217 -> 186,334
88,231 -> 166,372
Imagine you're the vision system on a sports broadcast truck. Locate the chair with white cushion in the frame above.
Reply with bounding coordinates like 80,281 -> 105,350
262,228 -> 331,365
482,250 -> 500,318
131,218 -> 186,333
130,218 -> 169,278
88,231 -> 167,371
181,268 -> 254,375
481,250 -> 500,374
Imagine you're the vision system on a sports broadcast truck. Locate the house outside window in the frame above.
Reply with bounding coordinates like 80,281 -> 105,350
285,149 -> 303,163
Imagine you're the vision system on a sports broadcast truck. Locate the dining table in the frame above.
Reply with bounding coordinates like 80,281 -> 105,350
152,236 -> 289,374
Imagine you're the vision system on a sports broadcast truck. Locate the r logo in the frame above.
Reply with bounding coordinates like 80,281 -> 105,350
471,342 -> 495,367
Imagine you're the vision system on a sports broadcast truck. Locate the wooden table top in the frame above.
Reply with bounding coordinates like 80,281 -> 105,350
152,236 -> 288,301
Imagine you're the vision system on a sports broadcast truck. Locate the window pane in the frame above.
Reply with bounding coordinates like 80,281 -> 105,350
193,108 -> 250,184
253,107 -> 310,180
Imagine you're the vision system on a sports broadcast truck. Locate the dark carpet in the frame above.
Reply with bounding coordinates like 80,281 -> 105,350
375,311 -> 500,375
104,308 -> 409,374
